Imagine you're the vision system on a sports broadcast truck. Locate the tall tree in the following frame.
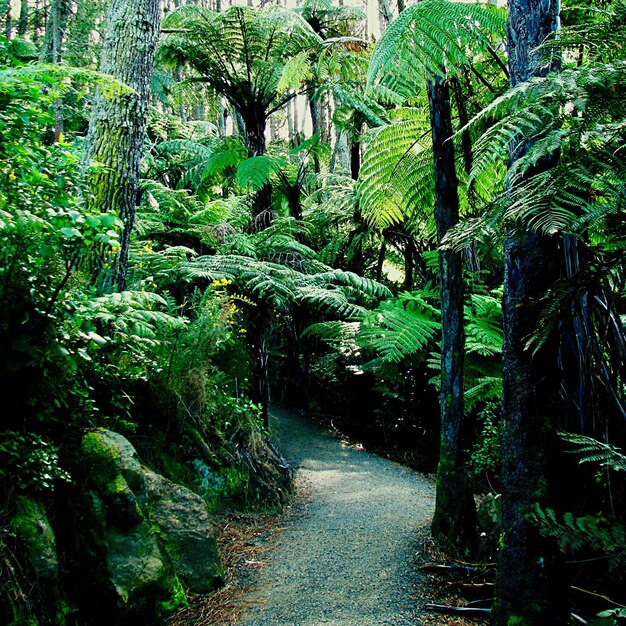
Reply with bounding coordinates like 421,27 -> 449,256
491,0 -> 570,623
366,0 -> 505,556
39,0 -> 72,142
427,71 -> 477,557
84,0 -> 161,291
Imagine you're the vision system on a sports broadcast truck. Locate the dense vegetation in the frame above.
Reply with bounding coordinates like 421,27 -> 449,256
0,0 -> 625,624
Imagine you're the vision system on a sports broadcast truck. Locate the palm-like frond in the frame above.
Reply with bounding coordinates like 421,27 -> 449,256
560,432 -> 626,472
465,293 -> 503,357
367,0 -> 506,95
357,107 -> 434,230
357,289 -> 441,363
160,5 -> 322,116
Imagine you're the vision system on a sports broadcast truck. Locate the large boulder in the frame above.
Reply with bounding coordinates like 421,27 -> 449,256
12,496 -> 58,580
9,496 -> 67,625
145,470 -> 223,592
80,429 -> 223,619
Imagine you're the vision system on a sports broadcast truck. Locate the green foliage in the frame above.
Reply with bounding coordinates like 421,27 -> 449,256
465,293 -> 503,357
358,107 -> 434,230
367,0 -> 506,93
469,402 -> 501,481
590,608 -> 626,626
560,432 -> 626,473
157,575 -> 189,617
160,5 -> 322,125
357,288 -> 441,363
531,430 -> 626,576
530,506 -> 626,571
0,432 -> 71,494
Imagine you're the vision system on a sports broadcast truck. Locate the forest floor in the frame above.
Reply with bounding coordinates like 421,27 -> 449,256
166,407 -> 487,626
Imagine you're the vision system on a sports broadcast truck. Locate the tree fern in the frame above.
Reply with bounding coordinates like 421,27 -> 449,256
367,0 -> 506,93
160,5 -> 322,118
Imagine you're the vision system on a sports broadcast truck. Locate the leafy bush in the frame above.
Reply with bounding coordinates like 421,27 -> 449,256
469,402 -> 501,483
0,432 -> 71,495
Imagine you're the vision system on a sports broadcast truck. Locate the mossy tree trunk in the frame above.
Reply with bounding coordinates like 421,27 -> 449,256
428,72 -> 477,558
85,0 -> 161,292
492,0 -> 569,623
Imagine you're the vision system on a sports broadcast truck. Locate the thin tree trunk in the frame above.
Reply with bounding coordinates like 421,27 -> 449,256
492,0 -> 569,622
403,239 -> 414,291
307,85 -> 321,173
39,0 -> 71,142
3,0 -> 12,37
329,128 -> 350,174
17,0 -> 27,35
378,0 -> 393,34
85,0 -> 161,292
240,108 -> 272,231
428,72 -> 477,558
376,237 -> 386,283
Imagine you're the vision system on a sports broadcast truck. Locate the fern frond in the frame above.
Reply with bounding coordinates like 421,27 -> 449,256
357,292 -> 441,363
302,320 -> 359,344
530,506 -> 626,571
560,432 -> 626,472
465,293 -> 503,356
358,107 -> 434,229
368,0 -> 506,95
465,376 -> 503,412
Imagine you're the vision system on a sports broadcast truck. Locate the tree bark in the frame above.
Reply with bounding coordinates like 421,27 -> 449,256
428,72 -> 477,558
492,0 -> 569,623
240,107 -> 273,231
39,0 -> 72,142
17,0 -> 27,35
84,0 -> 161,292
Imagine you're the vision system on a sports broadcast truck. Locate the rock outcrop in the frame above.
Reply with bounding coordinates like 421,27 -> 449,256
77,429 -> 223,622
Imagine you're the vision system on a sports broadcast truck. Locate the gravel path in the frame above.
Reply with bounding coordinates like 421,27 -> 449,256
237,407 -> 436,626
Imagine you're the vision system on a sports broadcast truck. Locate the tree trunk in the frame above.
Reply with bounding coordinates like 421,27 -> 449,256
378,0 -> 393,34
492,0 -> 569,623
17,0 -> 27,35
39,0 -> 72,142
307,85 -> 321,173
403,239 -> 414,291
240,107 -> 273,231
38,0 -> 71,63
428,72 -> 477,558
84,0 -> 161,292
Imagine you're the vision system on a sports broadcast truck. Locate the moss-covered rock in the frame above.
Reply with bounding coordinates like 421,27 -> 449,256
12,496 -> 58,580
77,429 -> 223,620
144,470 -> 223,592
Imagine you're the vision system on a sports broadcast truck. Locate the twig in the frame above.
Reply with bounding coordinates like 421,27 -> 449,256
572,585 -> 626,609
424,603 -> 491,616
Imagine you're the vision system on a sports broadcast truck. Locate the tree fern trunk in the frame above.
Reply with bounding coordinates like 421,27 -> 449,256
240,107 -> 272,231
492,0 -> 569,622
85,0 -> 161,292
428,72 -> 477,558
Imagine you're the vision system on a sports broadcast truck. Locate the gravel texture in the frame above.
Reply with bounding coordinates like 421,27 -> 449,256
238,407 -> 436,626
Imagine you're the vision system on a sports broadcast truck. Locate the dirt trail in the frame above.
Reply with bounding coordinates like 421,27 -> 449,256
237,407 -> 436,626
